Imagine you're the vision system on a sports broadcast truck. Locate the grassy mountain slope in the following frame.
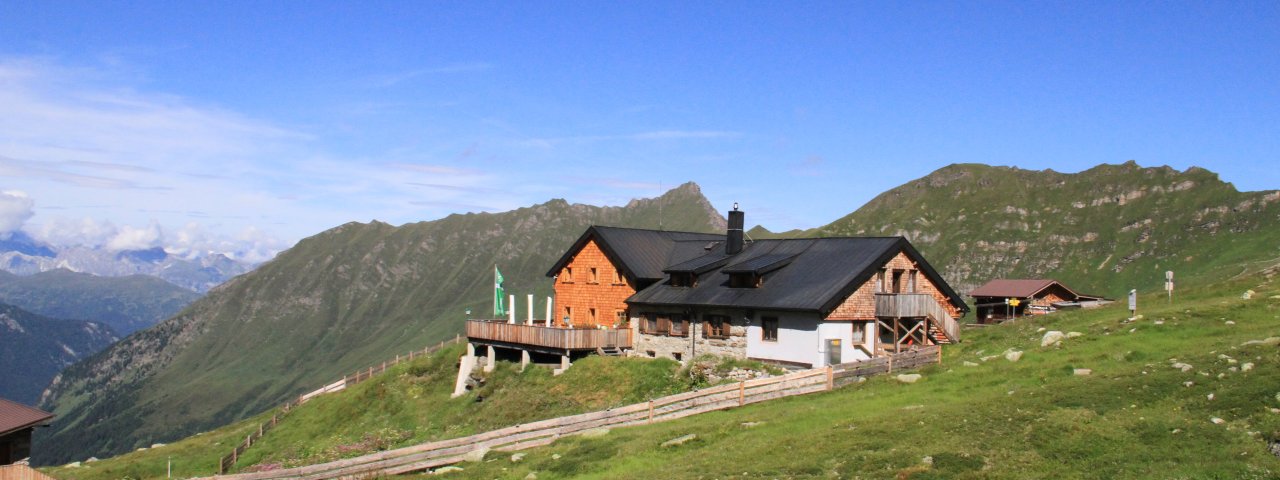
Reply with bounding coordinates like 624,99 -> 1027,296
44,265 -> 1280,479
814,162 -> 1280,297
0,303 -> 118,404
34,183 -> 725,465
451,267 -> 1280,479
0,269 -> 201,335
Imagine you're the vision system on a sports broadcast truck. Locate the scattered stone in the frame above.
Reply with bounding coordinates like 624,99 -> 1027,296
1242,363 -> 1255,372
1004,350 -> 1024,362
524,473 -> 538,480
1129,328 -> 1137,333
1271,408 -> 1280,414
463,446 -> 489,463
921,455 -> 934,466
1184,381 -> 1195,388
1211,417 -> 1226,425
1073,368 -> 1092,376
662,434 -> 698,447
65,462 -> 81,468
1252,337 -> 1280,347
1172,362 -> 1194,372
552,454 -> 562,460
1242,290 -> 1255,300
740,421 -> 765,428
432,466 -> 464,475
1041,331 -> 1066,347
1067,331 -> 1084,338
1218,373 -> 1227,379
1172,428 -> 1182,434
1208,393 -> 1215,401
963,361 -> 979,367
578,428 -> 610,438
1036,327 -> 1046,333
510,453 -> 526,463
85,457 -> 99,463
151,443 -> 166,449
1226,321 -> 1236,325
901,405 -> 925,410
136,447 -> 148,452
897,374 -> 922,384
1229,367 -> 1239,372
1227,358 -> 1238,365
980,355 -> 999,362
1154,320 -> 1165,325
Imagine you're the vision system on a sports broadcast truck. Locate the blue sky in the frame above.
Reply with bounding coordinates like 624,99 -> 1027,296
1,2 -> 1276,261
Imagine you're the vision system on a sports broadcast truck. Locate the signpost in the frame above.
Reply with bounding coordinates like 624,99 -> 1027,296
1165,270 -> 1174,304
1128,289 -> 1137,318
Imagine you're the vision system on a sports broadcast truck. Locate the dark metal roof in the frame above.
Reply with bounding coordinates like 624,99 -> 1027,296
628,236 -> 969,315
723,253 -> 797,274
664,252 -> 731,274
0,397 -> 54,437
545,226 -> 725,283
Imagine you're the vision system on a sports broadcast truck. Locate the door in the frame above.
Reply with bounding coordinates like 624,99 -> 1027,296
826,338 -> 842,365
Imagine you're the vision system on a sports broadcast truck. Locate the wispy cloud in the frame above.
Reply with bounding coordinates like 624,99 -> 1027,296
360,62 -> 494,88
789,155 -> 827,177
521,130 -> 742,148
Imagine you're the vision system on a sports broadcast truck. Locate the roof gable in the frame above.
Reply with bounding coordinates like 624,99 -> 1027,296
0,398 -> 54,436
969,279 -> 1078,299
545,226 -> 724,284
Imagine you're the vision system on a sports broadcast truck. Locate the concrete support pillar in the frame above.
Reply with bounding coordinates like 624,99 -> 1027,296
545,296 -> 553,326
508,295 -> 517,324
527,294 -> 534,325
484,345 -> 496,373
451,343 -> 477,398
520,349 -> 531,372
554,354 -> 572,376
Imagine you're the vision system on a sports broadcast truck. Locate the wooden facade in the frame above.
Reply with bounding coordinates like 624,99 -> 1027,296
551,239 -> 634,328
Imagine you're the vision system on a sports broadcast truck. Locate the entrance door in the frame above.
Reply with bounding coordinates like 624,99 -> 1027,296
826,338 -> 842,365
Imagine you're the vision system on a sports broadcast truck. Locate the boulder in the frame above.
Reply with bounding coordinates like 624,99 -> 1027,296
1041,331 -> 1066,347
1242,337 -> 1280,347
510,453 -> 526,463
896,374 -> 922,384
1004,350 -> 1023,362
962,361 -> 979,367
1243,362 -> 1255,372
432,466 -> 464,475
1067,331 -> 1084,338
1172,362 -> 1194,372
662,434 -> 698,447
462,446 -> 489,463
1211,417 -> 1226,425
1073,368 -> 1092,376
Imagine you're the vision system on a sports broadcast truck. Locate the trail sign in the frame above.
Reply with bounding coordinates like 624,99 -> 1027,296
1128,289 -> 1137,317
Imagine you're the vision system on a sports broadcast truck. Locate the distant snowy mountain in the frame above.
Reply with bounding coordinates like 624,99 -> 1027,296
0,235 -> 255,293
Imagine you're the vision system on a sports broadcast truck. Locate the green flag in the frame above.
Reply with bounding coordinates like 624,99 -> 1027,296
494,266 -> 506,317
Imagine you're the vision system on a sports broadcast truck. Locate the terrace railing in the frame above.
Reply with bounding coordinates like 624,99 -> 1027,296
465,320 -> 632,351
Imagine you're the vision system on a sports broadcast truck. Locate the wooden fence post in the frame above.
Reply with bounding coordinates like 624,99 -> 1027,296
738,381 -> 745,406
888,356 -> 894,374
826,365 -> 834,391
648,400 -> 654,424
936,345 -> 942,365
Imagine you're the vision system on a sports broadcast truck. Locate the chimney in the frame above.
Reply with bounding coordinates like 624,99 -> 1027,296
726,203 -> 744,255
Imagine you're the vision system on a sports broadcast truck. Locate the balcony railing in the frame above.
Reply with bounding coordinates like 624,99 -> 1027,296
875,293 -> 961,342
465,320 -> 632,351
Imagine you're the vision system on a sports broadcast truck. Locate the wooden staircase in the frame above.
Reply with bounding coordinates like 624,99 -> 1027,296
596,346 -> 624,356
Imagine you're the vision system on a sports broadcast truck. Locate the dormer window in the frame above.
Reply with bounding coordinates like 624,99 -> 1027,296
669,272 -> 695,287
729,272 -> 760,288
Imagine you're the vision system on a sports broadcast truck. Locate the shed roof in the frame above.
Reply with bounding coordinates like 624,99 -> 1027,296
969,279 -> 1081,299
0,398 -> 54,437
628,236 -> 969,315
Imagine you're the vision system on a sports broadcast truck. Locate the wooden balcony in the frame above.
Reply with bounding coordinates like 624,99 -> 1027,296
465,320 -> 632,354
875,293 -> 961,343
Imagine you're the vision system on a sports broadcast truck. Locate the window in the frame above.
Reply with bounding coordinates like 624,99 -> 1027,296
669,314 -> 690,337
589,308 -> 597,324
616,310 -> 628,327
669,272 -> 694,287
643,313 -> 659,334
564,306 -> 572,325
614,270 -> 625,285
891,269 -> 904,293
564,267 -> 573,283
703,315 -> 730,339
729,272 -> 760,288
851,321 -> 868,345
908,270 -> 918,293
876,269 -> 886,293
589,267 -> 599,284
761,316 -> 778,342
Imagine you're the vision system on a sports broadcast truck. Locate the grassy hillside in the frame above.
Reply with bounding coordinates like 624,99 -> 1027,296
35,183 -> 725,465
447,264 -> 1280,479
0,269 -> 200,335
814,162 -> 1280,298
46,262 -> 1280,479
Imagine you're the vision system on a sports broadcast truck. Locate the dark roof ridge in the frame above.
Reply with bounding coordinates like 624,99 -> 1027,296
588,225 -> 721,236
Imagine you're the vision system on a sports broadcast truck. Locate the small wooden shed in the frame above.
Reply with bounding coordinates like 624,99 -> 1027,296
0,398 -> 53,465
969,279 -> 1107,323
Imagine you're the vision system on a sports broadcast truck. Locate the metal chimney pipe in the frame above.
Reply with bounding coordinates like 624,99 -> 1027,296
727,204 -> 744,255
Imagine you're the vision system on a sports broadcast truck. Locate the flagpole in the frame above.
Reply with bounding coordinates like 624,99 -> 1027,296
493,264 -> 497,319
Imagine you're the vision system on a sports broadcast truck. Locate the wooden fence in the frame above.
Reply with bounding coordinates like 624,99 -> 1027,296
216,335 -> 464,474
465,320 -> 632,351
207,346 -> 941,479
0,466 -> 58,480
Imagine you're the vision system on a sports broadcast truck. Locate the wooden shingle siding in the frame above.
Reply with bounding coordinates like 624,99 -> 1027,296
554,239 -> 634,328
825,251 -> 962,321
